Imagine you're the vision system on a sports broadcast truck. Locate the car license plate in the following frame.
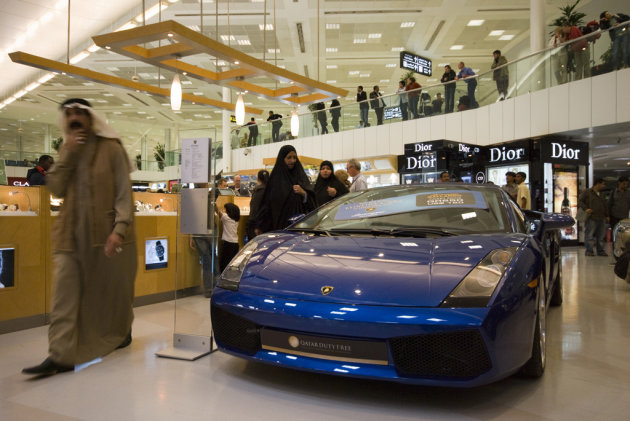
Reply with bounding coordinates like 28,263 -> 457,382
260,328 -> 389,365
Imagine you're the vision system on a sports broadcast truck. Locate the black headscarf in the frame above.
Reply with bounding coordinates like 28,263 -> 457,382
314,160 -> 349,207
257,145 -> 315,232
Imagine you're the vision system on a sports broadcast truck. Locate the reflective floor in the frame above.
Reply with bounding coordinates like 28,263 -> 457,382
1,246 -> 630,420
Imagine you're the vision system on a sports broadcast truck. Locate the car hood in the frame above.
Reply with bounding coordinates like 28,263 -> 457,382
238,232 -> 526,307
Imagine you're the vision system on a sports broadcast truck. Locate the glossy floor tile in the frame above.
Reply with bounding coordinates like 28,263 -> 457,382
1,246 -> 629,420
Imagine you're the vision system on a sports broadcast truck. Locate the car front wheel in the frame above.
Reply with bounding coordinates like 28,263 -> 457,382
519,285 -> 546,378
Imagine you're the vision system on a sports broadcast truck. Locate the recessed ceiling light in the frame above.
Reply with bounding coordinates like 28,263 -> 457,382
326,47 -> 338,53
326,23 -> 339,29
391,47 -> 404,52
123,103 -> 132,106
359,73 -> 370,78
137,111 -> 146,114
499,34 -> 515,40
438,63 -> 449,67
259,24 -> 274,31
103,93 -> 114,96
268,48 -> 280,53
326,64 -> 338,69
379,79 -> 390,83
193,92 -> 203,96
368,33 -> 382,38
327,80 -> 337,83
113,111 -> 122,114
400,22 -> 415,28
450,45 -> 464,50
348,70 -> 360,75
467,20 -> 485,26
385,63 -> 397,68
489,30 -> 505,36
220,35 -> 235,41
237,39 -> 251,46
182,80 -> 193,85
354,38 -> 367,44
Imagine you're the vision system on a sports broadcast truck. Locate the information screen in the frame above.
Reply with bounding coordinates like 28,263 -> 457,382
0,248 -> 15,288
384,106 -> 402,120
145,239 -> 168,270
400,51 -> 432,76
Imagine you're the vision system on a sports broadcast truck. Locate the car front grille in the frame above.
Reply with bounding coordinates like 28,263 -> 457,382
389,330 -> 492,378
211,304 -> 261,355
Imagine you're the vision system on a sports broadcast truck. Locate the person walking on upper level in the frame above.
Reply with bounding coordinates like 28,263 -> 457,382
369,85 -> 385,126
356,86 -> 369,127
579,178 -> 609,256
599,11 -> 630,70
456,62 -> 478,109
441,65 -> 456,113
405,77 -> 422,119
315,102 -> 328,134
329,99 -> 341,132
267,111 -> 283,143
491,50 -> 509,100
245,117 -> 258,147
346,158 -> 367,192
396,81 -> 409,120
562,21 -> 591,80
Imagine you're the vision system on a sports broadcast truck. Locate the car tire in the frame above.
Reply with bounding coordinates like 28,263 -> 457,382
550,261 -> 563,307
519,286 -> 546,378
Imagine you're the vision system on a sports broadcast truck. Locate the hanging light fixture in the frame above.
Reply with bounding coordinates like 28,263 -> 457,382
235,93 -> 245,125
291,108 -> 299,137
170,73 -> 182,111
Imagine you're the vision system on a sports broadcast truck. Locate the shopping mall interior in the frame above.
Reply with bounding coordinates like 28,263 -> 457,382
1,0 -> 630,419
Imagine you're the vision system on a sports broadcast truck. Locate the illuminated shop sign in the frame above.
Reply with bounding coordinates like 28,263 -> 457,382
489,146 -> 527,163
540,140 -> 588,165
486,140 -> 530,164
405,153 -> 438,171
400,51 -> 432,76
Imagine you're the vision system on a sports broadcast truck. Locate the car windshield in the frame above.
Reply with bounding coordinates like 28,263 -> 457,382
291,185 -> 511,235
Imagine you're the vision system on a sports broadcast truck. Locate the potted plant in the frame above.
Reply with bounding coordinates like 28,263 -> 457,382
549,0 -> 586,29
51,136 -> 63,152
153,143 -> 165,171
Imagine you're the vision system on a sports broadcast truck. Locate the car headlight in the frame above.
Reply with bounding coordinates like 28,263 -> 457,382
216,240 -> 259,291
440,247 -> 518,308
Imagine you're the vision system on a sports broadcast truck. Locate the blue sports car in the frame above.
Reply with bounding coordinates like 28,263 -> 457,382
211,184 -> 573,387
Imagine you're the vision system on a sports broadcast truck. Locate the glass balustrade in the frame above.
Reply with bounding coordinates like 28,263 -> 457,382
230,20 -> 630,148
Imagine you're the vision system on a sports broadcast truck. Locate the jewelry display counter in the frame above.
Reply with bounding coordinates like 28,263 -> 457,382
0,187 -> 200,333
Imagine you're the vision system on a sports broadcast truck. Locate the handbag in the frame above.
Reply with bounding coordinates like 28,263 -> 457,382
576,207 -> 589,223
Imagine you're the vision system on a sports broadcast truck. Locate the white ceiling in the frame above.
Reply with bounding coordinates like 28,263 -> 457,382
0,0 -> 628,173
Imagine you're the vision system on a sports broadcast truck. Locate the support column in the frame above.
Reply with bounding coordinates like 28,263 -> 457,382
222,87 -> 231,173
530,0 -> 545,53
44,124 -> 51,154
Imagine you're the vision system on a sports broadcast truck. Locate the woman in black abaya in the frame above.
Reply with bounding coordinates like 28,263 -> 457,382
314,160 -> 349,207
255,145 -> 315,233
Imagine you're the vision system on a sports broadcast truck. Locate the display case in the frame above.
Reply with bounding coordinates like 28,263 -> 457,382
0,185 -> 39,216
133,192 -> 178,215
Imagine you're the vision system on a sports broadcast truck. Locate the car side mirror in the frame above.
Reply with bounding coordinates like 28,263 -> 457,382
287,213 -> 306,226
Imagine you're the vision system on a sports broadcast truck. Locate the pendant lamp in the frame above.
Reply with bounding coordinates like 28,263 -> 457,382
290,109 -> 299,137
235,93 -> 245,125
170,73 -> 182,111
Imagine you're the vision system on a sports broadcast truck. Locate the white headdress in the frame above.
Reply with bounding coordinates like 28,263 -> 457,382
57,99 -> 120,139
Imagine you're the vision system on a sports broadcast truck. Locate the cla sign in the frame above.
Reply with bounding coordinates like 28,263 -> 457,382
489,146 -> 526,163
551,143 -> 580,160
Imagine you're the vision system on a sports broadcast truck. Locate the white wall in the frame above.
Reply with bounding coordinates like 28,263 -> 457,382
230,69 -> 630,170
